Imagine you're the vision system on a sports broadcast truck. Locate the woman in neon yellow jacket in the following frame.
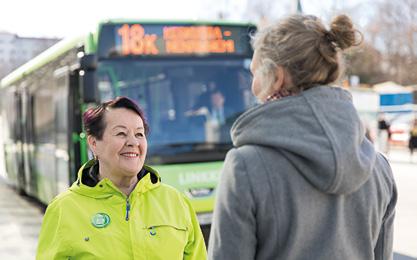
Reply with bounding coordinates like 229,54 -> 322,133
36,97 -> 207,259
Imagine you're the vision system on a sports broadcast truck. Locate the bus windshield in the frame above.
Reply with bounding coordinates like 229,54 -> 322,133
97,58 -> 256,163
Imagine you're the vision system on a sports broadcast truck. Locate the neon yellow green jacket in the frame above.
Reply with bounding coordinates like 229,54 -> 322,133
36,160 -> 207,259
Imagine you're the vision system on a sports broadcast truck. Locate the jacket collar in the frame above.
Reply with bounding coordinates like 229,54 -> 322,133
69,159 -> 161,199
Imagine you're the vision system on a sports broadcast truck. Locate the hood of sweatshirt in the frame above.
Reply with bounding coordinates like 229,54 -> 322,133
231,86 -> 376,194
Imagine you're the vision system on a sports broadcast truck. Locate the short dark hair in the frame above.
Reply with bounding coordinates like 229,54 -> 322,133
83,96 -> 149,140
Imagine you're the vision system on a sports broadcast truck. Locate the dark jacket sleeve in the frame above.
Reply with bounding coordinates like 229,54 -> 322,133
208,148 -> 257,260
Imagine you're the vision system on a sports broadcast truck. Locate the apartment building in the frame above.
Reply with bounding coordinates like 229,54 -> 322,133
0,31 -> 59,78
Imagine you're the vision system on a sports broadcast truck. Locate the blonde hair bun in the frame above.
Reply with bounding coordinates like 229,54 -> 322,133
329,14 -> 361,50
251,13 -> 363,91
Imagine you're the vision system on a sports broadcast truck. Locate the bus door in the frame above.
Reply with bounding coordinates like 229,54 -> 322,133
14,90 -> 26,193
53,67 -> 72,193
0,88 -> 19,186
21,87 -> 36,196
68,69 -> 83,183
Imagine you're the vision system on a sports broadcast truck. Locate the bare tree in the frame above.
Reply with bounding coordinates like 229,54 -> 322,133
202,0 -> 417,86
367,0 -> 417,85
328,0 -> 417,86
345,42 -> 387,84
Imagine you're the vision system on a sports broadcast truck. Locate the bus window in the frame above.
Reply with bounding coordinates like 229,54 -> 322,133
97,59 -> 255,155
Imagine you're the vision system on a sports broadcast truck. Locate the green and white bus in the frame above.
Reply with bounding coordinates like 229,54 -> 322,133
0,19 -> 256,240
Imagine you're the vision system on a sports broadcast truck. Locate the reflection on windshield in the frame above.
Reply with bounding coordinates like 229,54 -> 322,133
97,59 -> 255,161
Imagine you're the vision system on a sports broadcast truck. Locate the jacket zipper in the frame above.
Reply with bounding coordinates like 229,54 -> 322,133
125,198 -> 131,221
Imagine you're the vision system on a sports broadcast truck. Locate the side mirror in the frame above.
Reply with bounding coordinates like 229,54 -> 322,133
81,70 -> 98,103
80,54 -> 97,70
79,54 -> 98,103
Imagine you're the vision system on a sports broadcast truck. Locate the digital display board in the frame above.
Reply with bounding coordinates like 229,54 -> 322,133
98,23 -> 255,58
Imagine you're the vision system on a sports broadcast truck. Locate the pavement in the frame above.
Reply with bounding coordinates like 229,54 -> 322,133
0,179 -> 44,259
388,148 -> 417,259
0,148 -> 416,259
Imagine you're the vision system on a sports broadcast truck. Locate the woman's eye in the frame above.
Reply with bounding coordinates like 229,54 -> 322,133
117,132 -> 127,136
135,133 -> 144,138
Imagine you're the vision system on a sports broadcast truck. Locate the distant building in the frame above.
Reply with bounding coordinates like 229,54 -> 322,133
373,81 -> 414,112
373,81 -> 415,146
0,31 -> 59,79
408,85 -> 417,105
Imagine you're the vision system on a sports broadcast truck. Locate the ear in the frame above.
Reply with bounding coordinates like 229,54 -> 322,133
87,135 -> 97,155
271,66 -> 286,92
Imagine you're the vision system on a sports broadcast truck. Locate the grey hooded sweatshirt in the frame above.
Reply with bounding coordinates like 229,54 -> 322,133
208,86 -> 397,260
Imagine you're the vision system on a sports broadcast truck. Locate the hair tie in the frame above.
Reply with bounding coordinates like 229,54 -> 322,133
323,31 -> 338,51
324,31 -> 334,43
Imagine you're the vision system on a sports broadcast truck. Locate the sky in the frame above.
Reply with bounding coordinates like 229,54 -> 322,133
0,0 -> 365,39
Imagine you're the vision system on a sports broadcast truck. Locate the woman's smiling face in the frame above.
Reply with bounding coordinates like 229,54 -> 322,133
89,107 -> 147,178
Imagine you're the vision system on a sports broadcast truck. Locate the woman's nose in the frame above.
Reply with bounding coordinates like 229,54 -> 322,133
126,134 -> 140,146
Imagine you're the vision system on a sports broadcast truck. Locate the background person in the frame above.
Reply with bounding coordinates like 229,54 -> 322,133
378,113 -> 391,153
191,81 -> 218,112
209,90 -> 228,125
37,97 -> 206,259
187,88 -> 233,142
189,88 -> 234,124
208,14 -> 397,260
409,119 -> 417,162
205,90 -> 232,143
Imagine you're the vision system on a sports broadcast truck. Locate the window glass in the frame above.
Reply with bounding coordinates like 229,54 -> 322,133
97,59 -> 255,156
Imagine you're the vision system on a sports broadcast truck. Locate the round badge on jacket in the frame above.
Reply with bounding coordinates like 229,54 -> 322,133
91,213 -> 111,228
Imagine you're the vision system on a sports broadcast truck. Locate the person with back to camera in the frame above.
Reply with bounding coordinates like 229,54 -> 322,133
36,97 -> 207,259
208,14 -> 397,260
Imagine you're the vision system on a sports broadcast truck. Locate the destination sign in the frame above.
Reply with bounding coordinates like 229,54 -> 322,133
98,23 -> 255,58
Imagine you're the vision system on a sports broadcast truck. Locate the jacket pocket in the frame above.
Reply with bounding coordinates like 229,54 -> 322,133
143,223 -> 188,259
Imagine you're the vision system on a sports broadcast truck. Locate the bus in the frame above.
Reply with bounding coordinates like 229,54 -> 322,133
0,20 -> 256,240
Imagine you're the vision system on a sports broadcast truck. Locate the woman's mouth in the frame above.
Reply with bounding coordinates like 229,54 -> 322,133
120,152 -> 139,158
